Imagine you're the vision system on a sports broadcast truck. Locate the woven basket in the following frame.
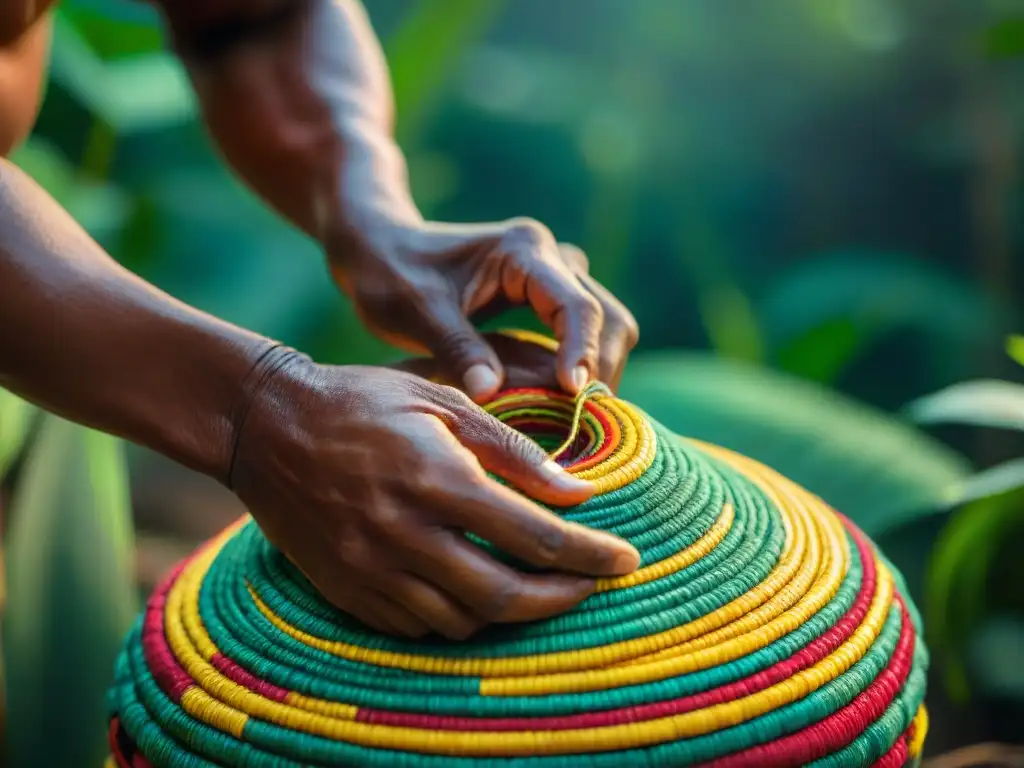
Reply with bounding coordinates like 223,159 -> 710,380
106,386 -> 928,767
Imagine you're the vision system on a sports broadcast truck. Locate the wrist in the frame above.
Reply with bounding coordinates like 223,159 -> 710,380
226,344 -> 318,491
130,328 -> 286,484
324,197 -> 424,284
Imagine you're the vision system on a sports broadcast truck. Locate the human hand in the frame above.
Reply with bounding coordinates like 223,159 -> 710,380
390,330 -> 563,392
229,352 -> 640,639
327,217 -> 639,401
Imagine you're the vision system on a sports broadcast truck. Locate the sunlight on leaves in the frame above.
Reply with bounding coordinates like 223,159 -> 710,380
620,351 -> 971,536
1007,335 -> 1024,368
388,0 -> 505,145
3,417 -> 137,767
49,13 -> 196,136
0,389 -> 36,478
905,380 -> 1024,432
953,458 -> 1024,506
9,139 -> 131,237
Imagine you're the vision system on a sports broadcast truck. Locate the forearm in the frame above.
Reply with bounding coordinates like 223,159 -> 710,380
159,0 -> 420,244
0,158 -> 277,480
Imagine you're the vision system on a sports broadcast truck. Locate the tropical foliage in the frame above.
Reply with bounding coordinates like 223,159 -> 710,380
2,0 -> 1023,763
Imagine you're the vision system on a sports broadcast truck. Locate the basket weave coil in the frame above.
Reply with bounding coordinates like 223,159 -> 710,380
106,385 -> 928,767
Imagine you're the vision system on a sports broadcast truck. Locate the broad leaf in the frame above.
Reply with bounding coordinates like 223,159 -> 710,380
952,459 -> 1024,505
388,0 -> 506,145
1007,335 -> 1024,368
3,416 -> 137,768
760,251 -> 1004,381
904,379 -> 1024,432
926,487 -> 1024,703
0,389 -> 36,479
619,351 -> 972,536
982,17 -> 1024,60
10,138 -> 131,238
49,13 -> 196,135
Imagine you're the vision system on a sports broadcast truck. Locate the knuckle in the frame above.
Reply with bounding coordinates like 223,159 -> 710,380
501,217 -> 553,254
410,453 -> 480,499
568,291 -> 604,328
364,501 -> 405,538
529,525 -> 566,568
408,468 -> 453,500
497,424 -> 544,464
336,536 -> 370,568
419,379 -> 475,412
479,580 -> 519,621
620,313 -> 640,348
559,243 -> 590,273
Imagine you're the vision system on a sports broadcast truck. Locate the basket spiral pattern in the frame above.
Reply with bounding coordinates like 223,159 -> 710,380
107,385 -> 928,767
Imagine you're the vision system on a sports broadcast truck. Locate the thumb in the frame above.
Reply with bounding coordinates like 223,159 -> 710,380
421,302 -> 505,401
447,402 -> 595,507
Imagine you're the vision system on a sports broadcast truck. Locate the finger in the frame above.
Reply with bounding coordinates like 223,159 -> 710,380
406,528 -> 600,623
481,332 -> 561,390
364,592 -> 433,638
556,244 -> 638,391
445,474 -> 639,577
415,300 -> 505,402
380,572 -> 484,640
498,220 -> 602,394
440,395 -> 594,507
416,412 -> 639,574
577,273 -> 640,391
307,579 -> 408,636
346,598 -> 403,635
556,241 -> 590,275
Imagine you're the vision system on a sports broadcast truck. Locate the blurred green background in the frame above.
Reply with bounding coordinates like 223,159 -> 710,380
2,0 -> 1024,765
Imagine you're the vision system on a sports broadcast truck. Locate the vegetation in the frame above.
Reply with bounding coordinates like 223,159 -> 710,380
2,0 -> 1023,763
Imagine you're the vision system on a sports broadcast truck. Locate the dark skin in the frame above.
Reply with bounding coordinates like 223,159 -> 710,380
0,0 -> 641,639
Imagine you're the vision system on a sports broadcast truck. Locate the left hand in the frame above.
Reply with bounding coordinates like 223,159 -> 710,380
327,217 -> 639,401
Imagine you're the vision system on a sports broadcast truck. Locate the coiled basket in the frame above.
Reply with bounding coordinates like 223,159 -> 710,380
107,386 -> 928,767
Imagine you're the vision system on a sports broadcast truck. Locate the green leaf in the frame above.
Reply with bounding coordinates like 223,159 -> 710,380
926,487 -> 1024,702
774,317 -> 864,384
3,416 -> 137,768
619,351 -> 972,537
9,138 -> 131,237
0,389 -> 36,479
49,13 -> 195,135
697,285 -> 764,364
982,17 -> 1024,60
904,379 -> 1024,432
388,0 -> 506,145
60,0 -> 164,60
760,252 -> 1003,380
1007,335 -> 1024,368
952,459 -> 1024,505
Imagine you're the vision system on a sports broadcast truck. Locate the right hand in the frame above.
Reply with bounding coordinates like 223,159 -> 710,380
229,353 -> 641,640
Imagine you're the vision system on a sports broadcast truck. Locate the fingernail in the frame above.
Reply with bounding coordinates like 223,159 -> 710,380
571,365 -> 589,393
540,460 -> 593,494
464,364 -> 500,399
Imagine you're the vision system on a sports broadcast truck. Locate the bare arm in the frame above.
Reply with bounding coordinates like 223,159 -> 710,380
157,0 -> 639,397
0,157 -> 275,479
156,0 -> 417,242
